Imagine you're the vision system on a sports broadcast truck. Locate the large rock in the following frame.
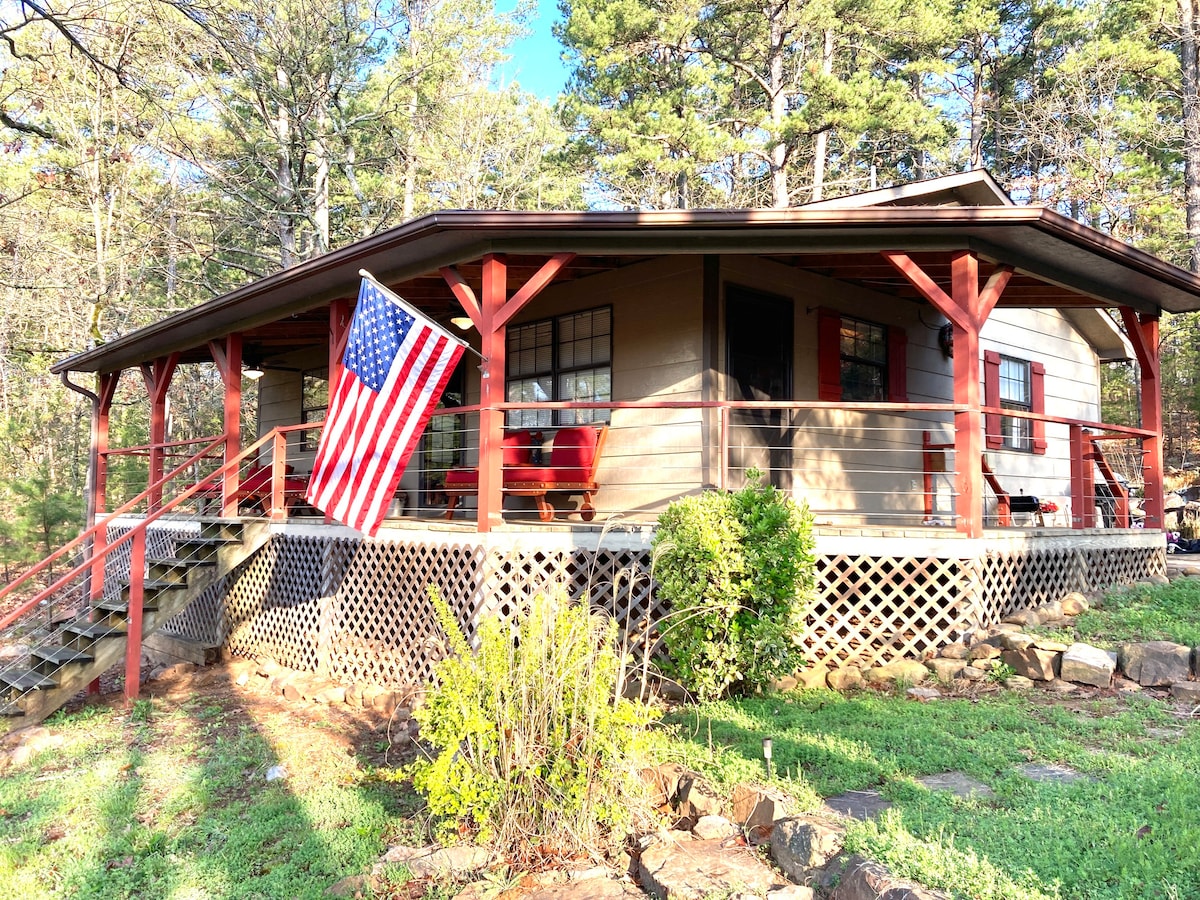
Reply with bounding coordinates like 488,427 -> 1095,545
1002,609 -> 1041,628
1170,681 -> 1200,704
638,837 -> 782,900
1059,643 -> 1115,687
1118,641 -> 1191,686
864,660 -> 928,686
938,642 -> 969,660
925,659 -> 967,682
770,816 -> 845,882
379,844 -> 491,880
1001,647 -> 1060,681
829,855 -> 950,900
968,643 -> 1002,662
826,667 -> 865,692
675,772 -> 725,819
996,632 -> 1036,652
731,784 -> 790,830
1060,592 -> 1090,616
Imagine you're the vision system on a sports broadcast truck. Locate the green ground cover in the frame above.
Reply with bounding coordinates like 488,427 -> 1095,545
1,578 -> 1198,899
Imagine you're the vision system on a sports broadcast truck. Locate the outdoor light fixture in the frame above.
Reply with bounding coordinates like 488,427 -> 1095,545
762,737 -> 773,777
450,315 -> 474,330
243,364 -> 265,380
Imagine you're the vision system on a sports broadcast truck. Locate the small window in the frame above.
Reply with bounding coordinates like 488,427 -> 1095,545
506,306 -> 612,428
839,316 -> 888,402
998,356 -> 1032,451
300,368 -> 328,451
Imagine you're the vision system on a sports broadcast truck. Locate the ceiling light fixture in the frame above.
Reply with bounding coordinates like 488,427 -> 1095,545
450,315 -> 474,331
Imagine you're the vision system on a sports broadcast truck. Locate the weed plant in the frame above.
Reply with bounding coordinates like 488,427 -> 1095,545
409,588 -> 659,865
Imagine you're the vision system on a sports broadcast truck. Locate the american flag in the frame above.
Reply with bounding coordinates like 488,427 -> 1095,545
306,276 -> 467,535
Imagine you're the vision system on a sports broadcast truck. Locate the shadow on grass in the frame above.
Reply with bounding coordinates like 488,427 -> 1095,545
3,670 -> 421,900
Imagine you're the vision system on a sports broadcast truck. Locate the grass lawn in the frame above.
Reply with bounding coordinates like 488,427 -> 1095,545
1,578 -> 1198,899
0,678 -> 425,900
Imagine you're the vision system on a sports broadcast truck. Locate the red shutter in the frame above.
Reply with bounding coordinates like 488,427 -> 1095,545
984,350 -> 1002,449
1030,361 -> 1047,454
888,328 -> 908,402
817,308 -> 842,401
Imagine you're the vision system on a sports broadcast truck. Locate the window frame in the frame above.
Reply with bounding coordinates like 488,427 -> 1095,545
300,367 -> 328,452
984,350 -> 1047,455
817,308 -> 908,403
505,306 -> 613,429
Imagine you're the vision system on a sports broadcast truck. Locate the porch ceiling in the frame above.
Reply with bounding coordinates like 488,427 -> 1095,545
52,205 -> 1200,375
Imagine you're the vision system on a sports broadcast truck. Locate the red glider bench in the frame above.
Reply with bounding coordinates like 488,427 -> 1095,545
196,464 -> 309,514
443,425 -> 608,522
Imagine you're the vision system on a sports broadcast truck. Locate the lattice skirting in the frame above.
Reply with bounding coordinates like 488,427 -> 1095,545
164,529 -> 1166,684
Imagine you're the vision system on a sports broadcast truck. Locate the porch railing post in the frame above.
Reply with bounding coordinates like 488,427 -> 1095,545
124,527 -> 145,702
1075,427 -> 1094,532
718,405 -> 729,491
270,429 -> 288,521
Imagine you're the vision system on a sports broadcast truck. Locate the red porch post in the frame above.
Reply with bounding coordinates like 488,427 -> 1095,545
124,527 -> 145,701
441,253 -> 575,533
325,297 -> 353,526
139,354 -> 180,510
883,251 -> 1012,537
89,371 -> 120,609
1120,308 -> 1164,530
209,335 -> 243,517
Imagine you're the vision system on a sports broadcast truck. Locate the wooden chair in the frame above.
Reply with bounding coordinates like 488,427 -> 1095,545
443,425 -> 608,522
196,464 -> 309,515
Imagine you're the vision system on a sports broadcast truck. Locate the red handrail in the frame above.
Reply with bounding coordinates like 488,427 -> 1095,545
0,428 -> 283,632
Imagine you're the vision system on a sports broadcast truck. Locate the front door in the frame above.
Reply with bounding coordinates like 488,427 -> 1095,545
725,287 -> 793,490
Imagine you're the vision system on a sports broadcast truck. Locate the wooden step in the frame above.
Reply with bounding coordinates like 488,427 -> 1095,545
62,621 -> 126,652
118,579 -> 185,604
146,556 -> 216,585
0,668 -> 57,693
30,646 -> 93,677
173,535 -> 234,563
198,518 -> 245,542
93,597 -> 161,628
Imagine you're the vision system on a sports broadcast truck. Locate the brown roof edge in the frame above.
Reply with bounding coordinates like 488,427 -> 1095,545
50,205 -> 1200,375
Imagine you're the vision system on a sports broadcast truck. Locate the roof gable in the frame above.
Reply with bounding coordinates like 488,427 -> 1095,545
800,169 -> 1013,210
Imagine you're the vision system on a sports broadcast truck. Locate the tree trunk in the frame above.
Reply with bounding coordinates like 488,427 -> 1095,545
274,65 -> 298,268
811,29 -> 834,202
969,45 -> 985,169
768,6 -> 789,208
1181,0 -> 1200,272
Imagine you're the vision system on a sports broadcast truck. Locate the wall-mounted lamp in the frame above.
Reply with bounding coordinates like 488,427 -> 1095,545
938,323 -> 954,359
450,315 -> 474,331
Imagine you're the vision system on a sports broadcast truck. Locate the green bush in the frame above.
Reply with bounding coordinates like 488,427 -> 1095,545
408,588 -> 659,863
652,472 -> 815,701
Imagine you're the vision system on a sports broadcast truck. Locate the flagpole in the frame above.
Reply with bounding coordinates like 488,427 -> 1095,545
358,269 -> 486,361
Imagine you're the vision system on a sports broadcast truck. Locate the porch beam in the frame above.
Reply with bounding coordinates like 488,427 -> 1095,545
440,266 -> 482,328
139,353 -> 180,511
477,254 -> 507,531
209,335 -> 243,517
885,250 -> 1004,537
1120,307 -> 1163,529
493,253 -> 576,331
455,251 -> 573,532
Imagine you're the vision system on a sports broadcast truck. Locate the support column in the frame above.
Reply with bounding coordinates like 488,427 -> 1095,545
1120,308 -> 1163,530
89,372 -> 120,604
209,336 -> 243,517
884,251 -> 1012,537
140,354 -> 180,510
441,253 -> 575,533
324,297 -> 353,526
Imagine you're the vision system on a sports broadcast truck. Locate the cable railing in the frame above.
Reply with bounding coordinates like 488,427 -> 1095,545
90,399 -> 1156,533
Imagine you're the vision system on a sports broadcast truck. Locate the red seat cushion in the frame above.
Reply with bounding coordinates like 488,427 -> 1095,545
444,468 -> 479,488
546,427 -> 599,476
505,466 -> 592,486
502,430 -> 535,467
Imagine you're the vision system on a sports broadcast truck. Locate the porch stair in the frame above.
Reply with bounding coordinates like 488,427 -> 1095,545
0,519 -> 268,730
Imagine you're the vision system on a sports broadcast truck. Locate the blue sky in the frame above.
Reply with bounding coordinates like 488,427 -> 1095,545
497,0 -> 570,101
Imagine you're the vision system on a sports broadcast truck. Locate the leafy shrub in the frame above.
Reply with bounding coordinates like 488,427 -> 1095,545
652,471 -> 815,701
408,588 -> 659,863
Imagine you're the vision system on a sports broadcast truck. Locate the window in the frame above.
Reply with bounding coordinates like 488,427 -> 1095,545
506,307 -> 612,428
817,309 -> 907,402
300,368 -> 328,451
984,351 -> 1046,454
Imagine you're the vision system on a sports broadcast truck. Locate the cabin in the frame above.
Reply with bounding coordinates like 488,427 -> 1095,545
2,170 -> 1197,720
